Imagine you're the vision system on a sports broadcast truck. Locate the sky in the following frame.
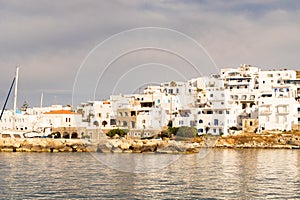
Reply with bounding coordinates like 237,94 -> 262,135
0,0 -> 300,108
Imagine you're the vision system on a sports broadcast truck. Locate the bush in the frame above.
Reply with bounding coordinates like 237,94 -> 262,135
175,126 -> 197,138
107,129 -> 128,138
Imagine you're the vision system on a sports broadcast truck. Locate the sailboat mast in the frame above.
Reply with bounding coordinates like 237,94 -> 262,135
40,92 -> 43,108
13,67 -> 19,115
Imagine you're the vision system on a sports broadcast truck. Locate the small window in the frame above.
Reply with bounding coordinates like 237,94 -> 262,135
250,121 -> 253,126
214,119 -> 218,126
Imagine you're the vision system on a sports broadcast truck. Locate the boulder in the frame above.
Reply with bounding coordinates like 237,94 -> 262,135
31,146 -> 43,152
111,147 -> 123,153
131,140 -> 144,152
140,141 -> 158,152
119,142 -> 131,151
97,142 -> 112,153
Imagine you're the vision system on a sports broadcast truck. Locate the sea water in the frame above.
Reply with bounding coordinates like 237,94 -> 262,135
0,149 -> 300,199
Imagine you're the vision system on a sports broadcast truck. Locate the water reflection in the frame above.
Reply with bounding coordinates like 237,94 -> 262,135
0,150 -> 300,199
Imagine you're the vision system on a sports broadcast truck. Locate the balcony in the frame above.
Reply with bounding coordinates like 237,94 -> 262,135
259,110 -> 272,115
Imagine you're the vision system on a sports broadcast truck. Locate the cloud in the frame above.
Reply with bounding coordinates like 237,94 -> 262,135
0,0 -> 299,107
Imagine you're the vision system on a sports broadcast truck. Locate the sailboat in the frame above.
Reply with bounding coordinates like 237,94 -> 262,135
0,67 -> 26,138
0,67 -> 45,138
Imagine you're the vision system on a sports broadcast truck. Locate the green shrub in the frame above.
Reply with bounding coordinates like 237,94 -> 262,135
107,128 -> 128,138
176,126 -> 197,138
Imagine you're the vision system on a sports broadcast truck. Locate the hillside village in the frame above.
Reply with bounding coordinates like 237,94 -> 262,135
1,64 -> 300,140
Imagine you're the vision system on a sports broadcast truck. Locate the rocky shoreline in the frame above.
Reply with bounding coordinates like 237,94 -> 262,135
0,138 -> 97,152
1,133 -> 300,153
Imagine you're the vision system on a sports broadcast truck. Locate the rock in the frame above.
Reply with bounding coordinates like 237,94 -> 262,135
58,146 -> 72,152
132,140 -> 144,152
109,139 -> 123,148
1,148 -> 14,152
97,142 -> 112,153
141,141 -> 157,152
31,146 -> 43,152
111,147 -> 123,153
157,141 -> 184,153
3,138 -> 14,147
119,142 -> 131,151
85,145 -> 97,152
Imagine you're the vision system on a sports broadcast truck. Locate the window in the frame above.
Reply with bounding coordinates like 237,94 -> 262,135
125,112 -> 128,116
298,108 -> 300,114
214,119 -> 218,126
198,111 -> 201,115
210,94 -> 213,97
119,112 -> 123,117
226,111 -> 229,114
298,117 -> 300,124
199,119 -> 203,124
213,129 -> 216,133
157,99 -> 160,104
98,113 -> 102,118
142,119 -> 146,123
250,121 -> 253,126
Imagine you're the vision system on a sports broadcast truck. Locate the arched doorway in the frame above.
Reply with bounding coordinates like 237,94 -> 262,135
63,132 -> 69,139
71,132 -> 78,139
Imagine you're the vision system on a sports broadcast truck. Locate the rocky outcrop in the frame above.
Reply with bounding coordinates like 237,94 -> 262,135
215,133 -> 300,149
2,133 -> 300,153
0,138 -> 96,152
97,139 -> 200,154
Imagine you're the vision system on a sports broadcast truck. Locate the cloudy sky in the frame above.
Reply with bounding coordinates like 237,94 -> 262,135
0,0 -> 300,108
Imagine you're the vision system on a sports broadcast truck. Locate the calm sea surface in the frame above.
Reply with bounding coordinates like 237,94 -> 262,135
0,149 -> 300,199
